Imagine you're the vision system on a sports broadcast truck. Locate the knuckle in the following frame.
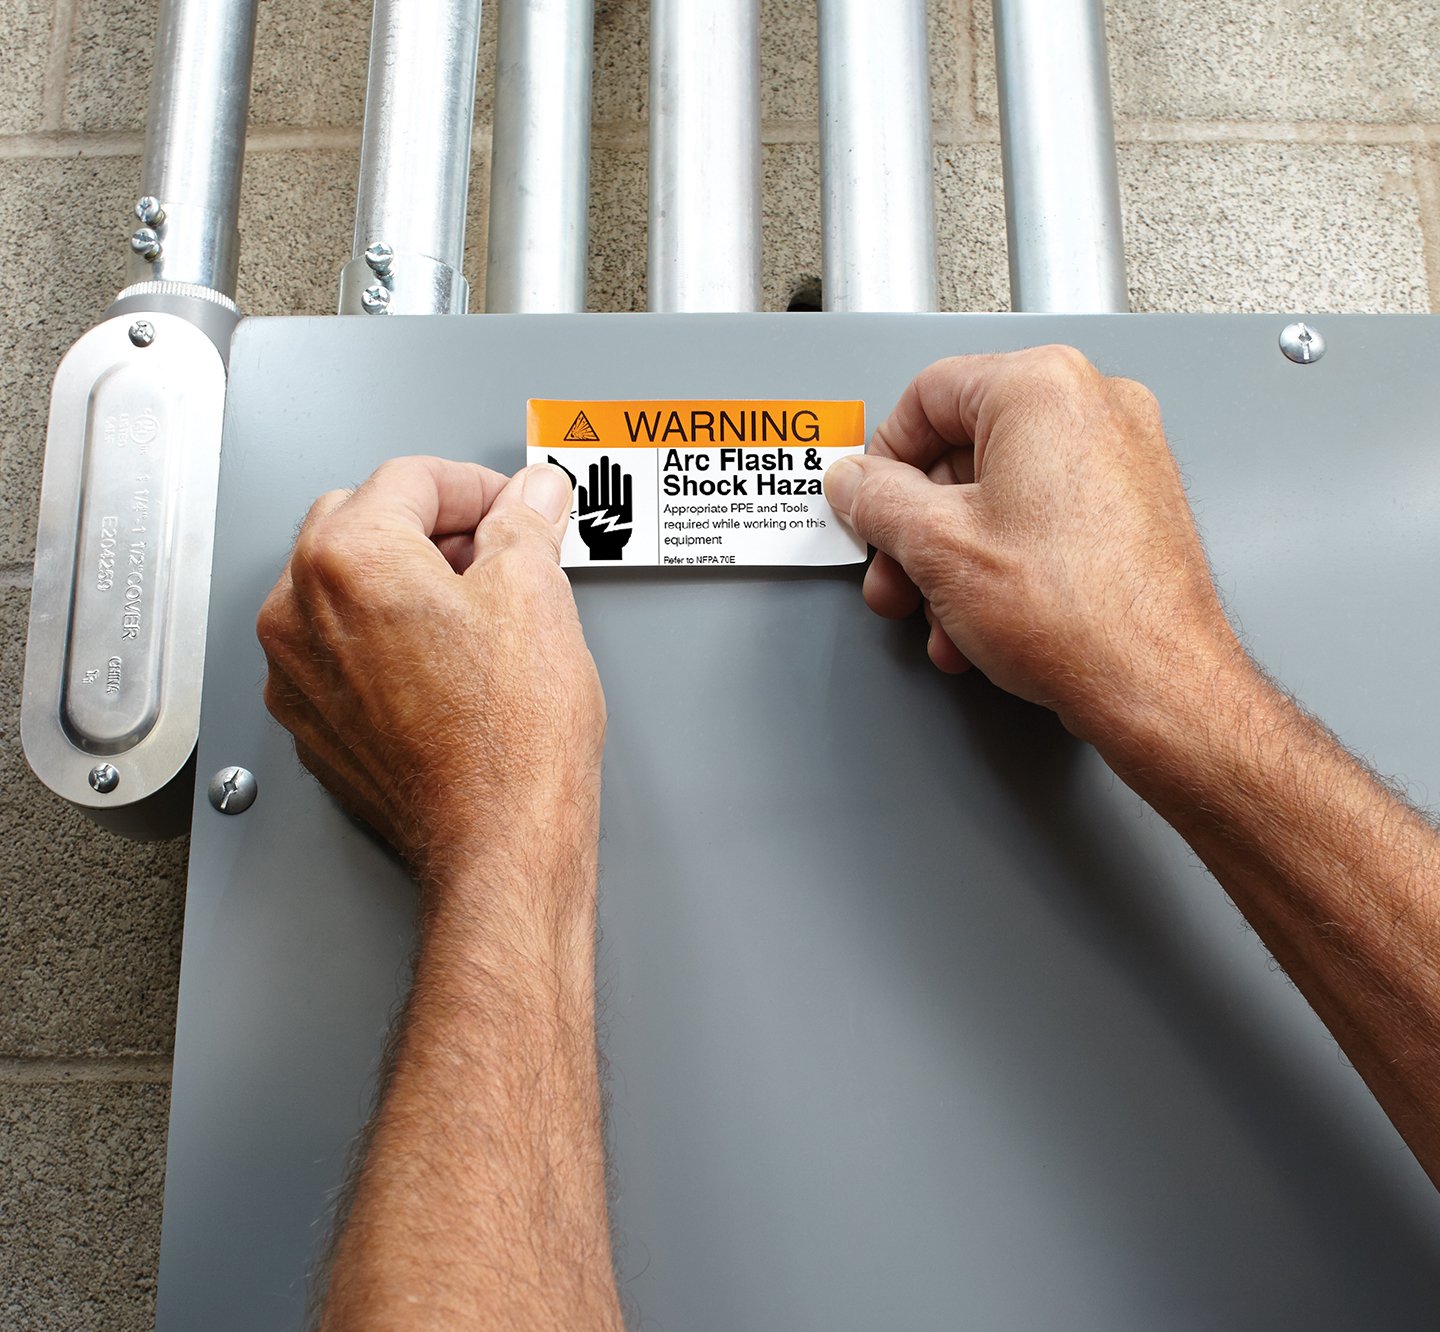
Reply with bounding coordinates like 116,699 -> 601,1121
351,456 -> 432,511
255,587 -> 309,668
992,345 -> 1103,424
292,740 -> 332,792
370,455 -> 422,484
261,673 -> 305,732
369,454 -> 442,492
915,355 -> 967,395
290,524 -> 359,598
1108,376 -> 1163,424
301,489 -> 349,527
289,524 -> 324,574
261,675 -> 286,723
1035,343 -> 1095,376
255,591 -> 285,648
373,454 -> 421,475
1021,344 -> 1099,395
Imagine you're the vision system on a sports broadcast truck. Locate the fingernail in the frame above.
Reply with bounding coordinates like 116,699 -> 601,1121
824,457 -> 862,519
523,464 -> 572,524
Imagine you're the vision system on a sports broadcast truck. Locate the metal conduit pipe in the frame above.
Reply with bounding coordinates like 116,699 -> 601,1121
649,0 -> 762,312
992,0 -> 1128,312
339,0 -> 484,316
486,0 -> 594,312
124,0 -> 259,299
818,0 -> 937,312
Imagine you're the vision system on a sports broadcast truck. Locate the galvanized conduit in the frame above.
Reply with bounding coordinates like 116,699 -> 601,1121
818,0 -> 937,312
648,0 -> 763,312
487,0 -> 595,313
339,0 -> 485,316
992,0 -> 1128,312
124,0 -> 259,300
341,0 -> 1129,316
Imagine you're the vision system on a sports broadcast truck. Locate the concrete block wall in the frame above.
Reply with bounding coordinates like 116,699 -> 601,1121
0,1 -> 1435,1325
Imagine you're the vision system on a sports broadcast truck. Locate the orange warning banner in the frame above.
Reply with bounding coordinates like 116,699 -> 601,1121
527,399 -> 866,451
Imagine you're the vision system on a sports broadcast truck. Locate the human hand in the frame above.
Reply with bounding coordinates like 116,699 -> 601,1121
576,455 -> 633,561
256,457 -> 604,884
823,346 -> 1243,747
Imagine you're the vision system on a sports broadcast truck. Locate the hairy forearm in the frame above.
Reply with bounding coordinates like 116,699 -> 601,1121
1091,650 -> 1440,1183
319,798 -> 622,1331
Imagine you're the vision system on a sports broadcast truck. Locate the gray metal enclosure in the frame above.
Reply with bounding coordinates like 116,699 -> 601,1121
159,311 -> 1440,1330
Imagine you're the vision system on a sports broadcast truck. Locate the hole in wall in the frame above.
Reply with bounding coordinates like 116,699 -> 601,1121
786,275 -> 823,312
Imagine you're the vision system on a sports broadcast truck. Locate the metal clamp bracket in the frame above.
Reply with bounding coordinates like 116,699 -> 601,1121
337,252 -> 468,316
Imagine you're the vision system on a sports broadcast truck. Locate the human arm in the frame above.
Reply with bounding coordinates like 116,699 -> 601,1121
256,458 -> 623,1330
822,347 -> 1440,1185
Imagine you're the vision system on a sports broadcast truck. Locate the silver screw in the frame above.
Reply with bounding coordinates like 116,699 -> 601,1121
361,284 -> 392,315
88,763 -> 120,794
134,195 -> 165,226
128,320 -> 155,348
364,242 -> 394,276
1279,321 -> 1325,365
130,227 -> 161,261
208,766 -> 258,815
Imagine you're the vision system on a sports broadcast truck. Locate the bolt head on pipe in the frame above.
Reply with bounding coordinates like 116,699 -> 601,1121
1280,321 -> 1325,365
128,320 -> 156,347
134,195 -> 165,227
130,227 -> 162,260
88,763 -> 120,794
361,284 -> 392,314
364,243 -> 395,276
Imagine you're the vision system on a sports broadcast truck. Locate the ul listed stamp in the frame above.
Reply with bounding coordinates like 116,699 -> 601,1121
526,399 -> 867,568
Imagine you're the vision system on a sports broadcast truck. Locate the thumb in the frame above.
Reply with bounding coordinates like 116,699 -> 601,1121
824,454 -> 967,582
470,464 -> 573,568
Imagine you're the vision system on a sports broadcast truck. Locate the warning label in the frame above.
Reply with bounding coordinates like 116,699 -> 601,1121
526,399 -> 867,568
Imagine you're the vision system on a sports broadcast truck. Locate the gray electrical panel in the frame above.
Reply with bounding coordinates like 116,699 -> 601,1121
158,313 -> 1440,1330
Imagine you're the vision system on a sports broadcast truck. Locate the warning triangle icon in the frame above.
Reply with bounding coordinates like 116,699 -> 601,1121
563,410 -> 600,442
